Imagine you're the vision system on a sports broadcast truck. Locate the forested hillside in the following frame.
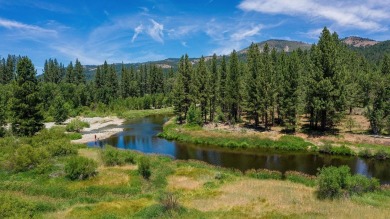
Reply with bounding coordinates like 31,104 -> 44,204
0,27 -> 389,137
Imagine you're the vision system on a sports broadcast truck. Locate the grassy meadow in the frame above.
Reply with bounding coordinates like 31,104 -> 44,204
0,127 -> 390,218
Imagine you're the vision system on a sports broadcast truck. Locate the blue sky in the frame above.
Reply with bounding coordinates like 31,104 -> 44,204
1,0 -> 390,71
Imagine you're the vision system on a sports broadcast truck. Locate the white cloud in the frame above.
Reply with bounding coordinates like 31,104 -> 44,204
147,19 -> 164,43
131,24 -> 143,43
0,17 -> 57,36
181,41 -> 188,47
168,25 -> 198,39
231,25 -> 263,41
238,0 -> 389,31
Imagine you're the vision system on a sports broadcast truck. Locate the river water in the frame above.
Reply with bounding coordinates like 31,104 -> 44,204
87,115 -> 390,184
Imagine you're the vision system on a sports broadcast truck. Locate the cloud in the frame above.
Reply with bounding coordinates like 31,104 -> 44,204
147,19 -> 164,43
181,41 -> 188,47
231,25 -> 263,41
168,25 -> 198,39
131,24 -> 143,43
139,7 -> 149,12
238,0 -> 389,31
0,17 -> 57,35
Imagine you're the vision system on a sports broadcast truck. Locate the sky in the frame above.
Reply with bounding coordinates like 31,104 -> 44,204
1,0 -> 390,72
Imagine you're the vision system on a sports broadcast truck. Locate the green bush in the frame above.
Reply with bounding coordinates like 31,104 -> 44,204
186,104 -> 202,126
0,194 -> 37,218
138,156 -> 151,180
66,132 -> 82,140
65,156 -> 97,180
330,145 -> 355,156
374,149 -> 389,160
316,165 -> 379,199
245,169 -> 282,180
48,140 -> 78,157
346,174 -> 380,195
100,146 -> 136,166
9,145 -> 49,172
285,171 -> 317,187
358,149 -> 373,158
101,146 -> 125,166
65,118 -> 90,133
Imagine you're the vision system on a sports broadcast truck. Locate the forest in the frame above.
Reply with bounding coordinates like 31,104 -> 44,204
0,27 -> 389,137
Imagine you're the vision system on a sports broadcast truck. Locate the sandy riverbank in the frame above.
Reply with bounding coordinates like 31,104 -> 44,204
45,116 -> 125,144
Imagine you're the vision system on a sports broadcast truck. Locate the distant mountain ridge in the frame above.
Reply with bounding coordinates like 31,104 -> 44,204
239,39 -> 312,54
342,36 -> 379,47
81,37 -> 387,80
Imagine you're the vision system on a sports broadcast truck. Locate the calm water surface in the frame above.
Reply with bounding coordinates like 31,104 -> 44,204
88,115 -> 390,184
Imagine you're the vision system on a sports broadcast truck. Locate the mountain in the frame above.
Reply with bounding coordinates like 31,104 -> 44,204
342,36 -> 379,47
349,40 -> 390,64
239,39 -> 312,54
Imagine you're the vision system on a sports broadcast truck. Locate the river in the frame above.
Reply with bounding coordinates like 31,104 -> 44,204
87,115 -> 390,184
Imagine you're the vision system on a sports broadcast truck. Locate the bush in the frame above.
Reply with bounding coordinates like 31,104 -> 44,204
316,165 -> 379,199
65,156 -> 97,180
48,140 -> 78,157
317,165 -> 350,199
358,149 -> 373,158
330,145 -> 355,156
0,194 -> 36,218
346,174 -> 380,195
186,104 -> 202,126
66,132 -> 82,140
160,192 -> 179,211
245,169 -> 282,180
9,145 -> 49,172
374,149 -> 389,160
138,156 -> 151,179
285,171 -> 317,187
65,118 -> 90,133
101,146 -> 136,166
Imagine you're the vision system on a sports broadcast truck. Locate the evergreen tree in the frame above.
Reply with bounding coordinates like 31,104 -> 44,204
0,87 -> 6,137
208,54 -> 219,122
74,59 -> 85,84
65,62 -> 74,83
219,56 -> 228,114
53,95 -> 68,124
196,56 -> 210,122
227,50 -> 240,122
10,57 -> 43,136
173,70 -> 186,123
246,43 -> 261,127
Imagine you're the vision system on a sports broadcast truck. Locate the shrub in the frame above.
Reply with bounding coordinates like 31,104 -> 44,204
65,118 -> 90,133
319,143 -> 333,154
330,145 -> 355,156
138,156 -> 151,179
358,149 -> 373,158
316,165 -> 379,199
186,104 -> 202,126
66,132 -> 82,140
160,192 -> 179,211
9,145 -> 49,172
48,141 -> 78,157
374,150 -> 389,160
101,146 -> 125,166
245,169 -> 282,180
0,194 -> 36,218
346,175 -> 380,195
285,171 -> 317,187
65,156 -> 97,180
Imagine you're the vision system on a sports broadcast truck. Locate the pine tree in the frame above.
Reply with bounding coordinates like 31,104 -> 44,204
53,95 -> 68,124
227,50 -> 240,122
74,59 -> 85,84
65,62 -> 74,83
196,56 -> 210,123
219,56 -> 228,114
246,43 -> 261,127
0,87 -> 6,137
209,53 -> 219,122
173,70 -> 186,123
10,57 -> 43,136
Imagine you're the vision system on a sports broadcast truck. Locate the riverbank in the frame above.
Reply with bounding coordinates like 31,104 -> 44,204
158,117 -> 390,159
1,121 -> 390,218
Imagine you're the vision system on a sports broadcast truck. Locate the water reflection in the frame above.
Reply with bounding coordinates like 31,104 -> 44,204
88,115 -> 390,184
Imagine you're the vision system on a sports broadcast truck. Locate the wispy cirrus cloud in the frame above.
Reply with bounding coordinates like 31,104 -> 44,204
238,0 -> 390,31
0,17 -> 57,35
131,24 -> 143,43
147,19 -> 164,43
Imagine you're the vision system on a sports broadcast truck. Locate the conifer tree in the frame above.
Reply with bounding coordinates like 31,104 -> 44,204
219,56 -> 228,114
246,43 -> 261,127
196,56 -> 210,122
65,62 -> 74,83
74,59 -> 85,84
209,53 -> 219,122
227,50 -> 240,122
10,57 -> 43,136
53,95 -> 68,124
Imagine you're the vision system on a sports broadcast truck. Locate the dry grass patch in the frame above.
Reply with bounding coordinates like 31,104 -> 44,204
185,179 -> 390,218
78,148 -> 102,165
168,166 -> 215,191
68,167 -> 130,189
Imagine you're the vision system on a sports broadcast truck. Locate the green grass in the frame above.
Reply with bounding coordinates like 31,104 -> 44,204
0,117 -> 389,218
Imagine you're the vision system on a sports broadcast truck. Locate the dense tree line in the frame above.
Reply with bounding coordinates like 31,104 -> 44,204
173,27 -> 390,134
0,27 -> 389,136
